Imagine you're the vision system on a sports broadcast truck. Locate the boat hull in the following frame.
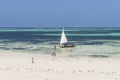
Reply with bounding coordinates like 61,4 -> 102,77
60,43 -> 75,48
60,45 -> 75,48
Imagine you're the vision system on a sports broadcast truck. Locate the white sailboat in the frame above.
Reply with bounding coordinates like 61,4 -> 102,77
60,28 -> 68,45
60,27 -> 75,48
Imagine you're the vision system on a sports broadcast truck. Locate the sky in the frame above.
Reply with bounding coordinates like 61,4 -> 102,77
0,0 -> 120,27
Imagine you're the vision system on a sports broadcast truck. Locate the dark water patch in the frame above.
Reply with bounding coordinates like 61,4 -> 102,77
65,36 -> 120,42
0,47 -> 10,50
74,40 -> 110,45
89,55 -> 110,58
68,55 -> 87,58
65,30 -> 119,34
12,48 -> 27,50
80,42 -> 104,45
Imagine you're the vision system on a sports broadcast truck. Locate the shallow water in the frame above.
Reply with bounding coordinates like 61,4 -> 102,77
0,27 -> 120,56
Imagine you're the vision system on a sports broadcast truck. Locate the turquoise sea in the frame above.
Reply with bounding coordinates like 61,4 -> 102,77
0,27 -> 120,57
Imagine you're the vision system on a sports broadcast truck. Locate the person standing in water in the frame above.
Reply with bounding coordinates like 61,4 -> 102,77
32,57 -> 34,64
52,44 -> 56,56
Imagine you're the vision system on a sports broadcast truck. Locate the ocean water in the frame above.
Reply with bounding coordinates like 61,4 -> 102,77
0,27 -> 120,57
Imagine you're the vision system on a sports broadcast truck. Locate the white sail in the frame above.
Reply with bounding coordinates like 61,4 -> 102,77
60,28 -> 68,44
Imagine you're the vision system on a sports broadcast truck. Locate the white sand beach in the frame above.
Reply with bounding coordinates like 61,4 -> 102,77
0,51 -> 120,80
